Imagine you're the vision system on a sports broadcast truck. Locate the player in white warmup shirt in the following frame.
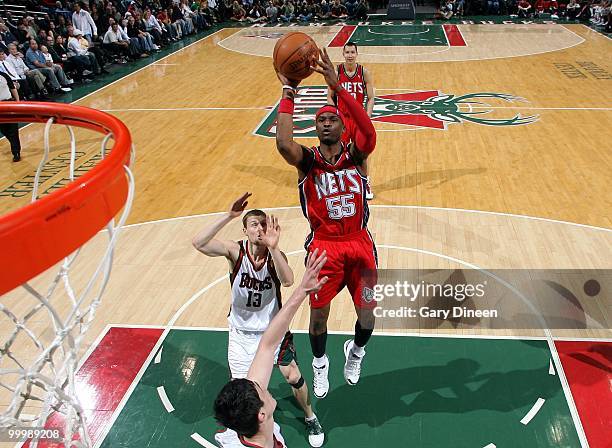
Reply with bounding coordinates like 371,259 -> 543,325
192,193 -> 324,447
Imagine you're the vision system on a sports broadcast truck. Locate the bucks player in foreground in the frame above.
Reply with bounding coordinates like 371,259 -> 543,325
192,193 -> 324,447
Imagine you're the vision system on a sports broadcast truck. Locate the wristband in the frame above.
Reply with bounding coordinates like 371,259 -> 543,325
278,98 -> 294,115
282,85 -> 296,92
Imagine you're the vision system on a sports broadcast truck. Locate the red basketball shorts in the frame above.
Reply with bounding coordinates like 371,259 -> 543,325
306,229 -> 378,309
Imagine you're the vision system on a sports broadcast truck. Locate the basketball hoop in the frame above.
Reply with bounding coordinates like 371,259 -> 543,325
0,102 -> 135,447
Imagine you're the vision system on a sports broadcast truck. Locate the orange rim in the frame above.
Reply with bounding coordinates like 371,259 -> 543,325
0,102 -> 132,296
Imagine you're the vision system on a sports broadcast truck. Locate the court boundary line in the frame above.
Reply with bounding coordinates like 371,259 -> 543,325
581,23 -> 612,40
104,324 -> 612,342
92,326 -> 171,448
67,320 -> 610,448
120,205 -> 612,233
74,28 -> 227,106
215,24 -> 586,63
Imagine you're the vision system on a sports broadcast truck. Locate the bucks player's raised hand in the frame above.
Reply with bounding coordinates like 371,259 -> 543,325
300,249 -> 328,294
229,192 -> 252,218
261,215 -> 281,250
311,48 -> 339,91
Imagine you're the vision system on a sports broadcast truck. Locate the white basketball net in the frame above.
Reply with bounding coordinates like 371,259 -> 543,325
0,118 -> 135,447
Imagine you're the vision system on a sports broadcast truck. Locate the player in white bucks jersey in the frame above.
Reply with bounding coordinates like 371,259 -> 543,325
192,193 -> 324,447
211,249 -> 327,448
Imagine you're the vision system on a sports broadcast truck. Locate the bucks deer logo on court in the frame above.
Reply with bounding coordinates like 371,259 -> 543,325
372,90 -> 539,130
254,87 -> 539,137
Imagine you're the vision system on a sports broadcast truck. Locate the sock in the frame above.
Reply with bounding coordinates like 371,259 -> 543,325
313,355 -> 327,368
354,320 -> 373,348
305,413 -> 317,422
351,341 -> 365,357
309,331 -> 328,358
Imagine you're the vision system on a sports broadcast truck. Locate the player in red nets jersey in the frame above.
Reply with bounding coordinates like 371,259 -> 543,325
327,42 -> 375,200
275,48 -> 377,399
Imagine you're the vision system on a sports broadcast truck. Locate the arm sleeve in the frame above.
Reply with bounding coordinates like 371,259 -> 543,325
336,88 -> 376,154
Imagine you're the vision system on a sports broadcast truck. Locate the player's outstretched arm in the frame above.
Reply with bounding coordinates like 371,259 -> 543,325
191,193 -> 250,259
364,67 -> 375,118
260,215 -> 294,287
312,48 -> 376,156
275,72 -> 307,168
247,249 -> 328,390
326,80 -> 336,106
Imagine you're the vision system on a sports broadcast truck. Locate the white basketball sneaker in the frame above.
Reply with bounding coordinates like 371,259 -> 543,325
312,356 -> 329,398
305,414 -> 324,447
343,340 -> 365,385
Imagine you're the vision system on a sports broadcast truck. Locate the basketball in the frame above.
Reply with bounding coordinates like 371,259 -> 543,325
273,32 -> 319,81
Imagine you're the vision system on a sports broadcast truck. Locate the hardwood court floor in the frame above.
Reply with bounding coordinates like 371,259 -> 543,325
0,24 -> 610,228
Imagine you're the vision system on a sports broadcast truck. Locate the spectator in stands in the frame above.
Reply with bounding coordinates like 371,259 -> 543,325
180,0 -> 198,32
454,0 -> 465,16
49,34 -> 92,81
590,0 -> 611,24
189,0 -> 211,29
199,0 -> 217,27
37,13 -> 53,32
487,0 -> 500,14
143,9 -> 166,45
25,39 -> 72,93
90,4 -> 108,35
171,5 -> 189,37
566,0 -> 581,19
126,14 -> 156,53
116,17 -> 149,58
72,2 -> 98,43
316,0 -> 332,18
297,0 -> 316,21
103,22 -> 131,62
0,70 -> 21,162
6,43 -> 47,98
0,51 -> 34,99
24,17 -> 38,43
330,0 -> 348,17
207,0 -> 222,21
549,0 -> 560,18
135,11 -> 161,49
248,1 -> 269,22
3,13 -> 20,37
68,26 -> 108,70
67,29 -> 102,75
16,21 -> 35,45
231,0 -> 248,21
158,8 -> 181,40
279,0 -> 295,21
266,1 -> 279,22
0,23 -> 19,46
56,15 -> 69,36
40,45 -> 54,66
576,0 -> 592,21
517,0 -> 533,16
354,0 -> 369,19
439,0 -> 455,17
37,29 -> 48,46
